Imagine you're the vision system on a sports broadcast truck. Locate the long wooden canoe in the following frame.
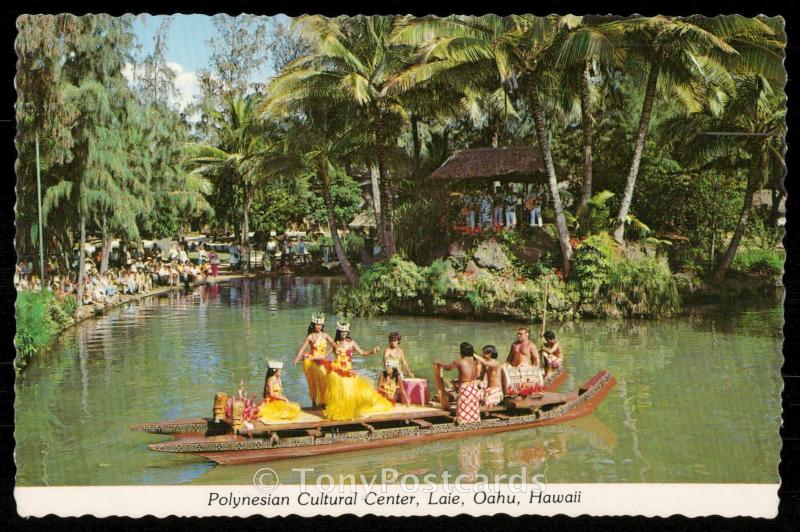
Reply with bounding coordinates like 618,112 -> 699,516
132,366 -> 568,436
136,368 -> 615,466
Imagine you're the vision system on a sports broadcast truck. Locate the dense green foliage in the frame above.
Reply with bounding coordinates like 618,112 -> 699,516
14,14 -> 787,337
337,235 -> 682,320
15,291 -> 76,369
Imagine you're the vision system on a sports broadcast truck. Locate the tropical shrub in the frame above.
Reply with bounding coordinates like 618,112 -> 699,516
15,290 -> 75,369
572,233 -> 680,317
335,256 -> 427,315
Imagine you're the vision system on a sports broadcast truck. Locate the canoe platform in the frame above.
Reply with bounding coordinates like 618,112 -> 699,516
135,367 -> 615,466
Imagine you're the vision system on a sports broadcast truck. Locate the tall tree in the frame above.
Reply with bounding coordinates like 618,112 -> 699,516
135,17 -> 177,106
184,94 -> 282,269
268,15 -> 431,258
394,14 -> 577,275
283,110 -> 367,284
33,15 -> 137,308
660,75 -> 786,284
549,16 -> 628,213
207,14 -> 270,96
609,15 -> 776,243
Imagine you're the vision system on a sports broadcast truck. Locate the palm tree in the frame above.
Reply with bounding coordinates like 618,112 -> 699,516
609,15 -> 777,243
549,16 -> 628,213
266,15 -> 427,258
184,95 -> 278,270
284,107 -> 368,284
660,75 -> 786,284
393,15 -> 577,275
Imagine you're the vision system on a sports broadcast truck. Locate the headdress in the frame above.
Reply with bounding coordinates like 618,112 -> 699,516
386,359 -> 399,369
336,320 -> 350,332
268,360 -> 284,370
311,312 -> 325,325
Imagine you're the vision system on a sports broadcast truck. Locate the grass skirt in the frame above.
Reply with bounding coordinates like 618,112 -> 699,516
323,371 -> 392,421
258,398 -> 301,421
303,357 -> 329,406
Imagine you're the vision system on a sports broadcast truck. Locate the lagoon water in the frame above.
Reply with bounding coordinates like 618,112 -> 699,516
15,277 -> 782,486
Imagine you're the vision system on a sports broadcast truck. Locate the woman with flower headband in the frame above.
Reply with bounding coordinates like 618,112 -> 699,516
294,312 -> 335,408
323,320 -> 393,421
258,360 -> 301,421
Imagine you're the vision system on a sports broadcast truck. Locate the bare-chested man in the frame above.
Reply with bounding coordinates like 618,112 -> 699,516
435,342 -> 481,424
506,326 -> 541,368
474,345 -> 503,407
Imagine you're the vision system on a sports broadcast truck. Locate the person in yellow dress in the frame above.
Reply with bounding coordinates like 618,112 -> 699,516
323,320 -> 393,421
294,312 -> 335,407
377,358 -> 411,406
258,360 -> 301,421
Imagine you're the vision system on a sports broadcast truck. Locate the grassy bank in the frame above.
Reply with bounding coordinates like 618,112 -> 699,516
15,291 -> 77,370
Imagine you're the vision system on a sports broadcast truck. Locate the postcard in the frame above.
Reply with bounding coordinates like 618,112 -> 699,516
13,13 -> 785,518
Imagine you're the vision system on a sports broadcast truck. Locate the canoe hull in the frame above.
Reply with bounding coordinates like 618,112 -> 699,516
177,370 -> 615,466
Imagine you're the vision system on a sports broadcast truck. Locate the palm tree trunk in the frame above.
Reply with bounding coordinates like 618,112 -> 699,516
370,163 -> 384,246
613,61 -> 660,243
530,88 -> 572,277
76,211 -> 86,316
711,159 -> 761,285
321,171 -> 359,284
374,108 -> 397,257
100,213 -> 110,274
241,185 -> 252,271
411,113 -> 422,182
577,62 -> 594,213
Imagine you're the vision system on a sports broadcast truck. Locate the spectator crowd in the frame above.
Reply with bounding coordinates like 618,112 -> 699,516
15,241 -> 215,310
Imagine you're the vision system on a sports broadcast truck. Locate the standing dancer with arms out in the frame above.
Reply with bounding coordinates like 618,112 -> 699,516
323,321 -> 392,421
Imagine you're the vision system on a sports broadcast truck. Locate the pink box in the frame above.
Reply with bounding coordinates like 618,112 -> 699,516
403,378 -> 430,405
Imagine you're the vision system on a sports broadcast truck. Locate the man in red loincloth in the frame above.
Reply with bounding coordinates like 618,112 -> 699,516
435,342 -> 481,424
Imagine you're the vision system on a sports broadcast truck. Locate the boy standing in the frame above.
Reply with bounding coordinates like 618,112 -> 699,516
474,345 -> 503,407
435,342 -> 481,424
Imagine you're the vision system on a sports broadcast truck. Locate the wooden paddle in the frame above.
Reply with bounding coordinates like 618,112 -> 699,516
541,276 -> 549,339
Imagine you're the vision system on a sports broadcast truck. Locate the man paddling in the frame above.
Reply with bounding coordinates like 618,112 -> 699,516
435,342 -> 481,424
506,326 -> 540,368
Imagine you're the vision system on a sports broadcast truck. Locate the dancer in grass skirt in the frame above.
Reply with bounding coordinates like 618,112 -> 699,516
323,320 -> 393,421
294,312 -> 335,407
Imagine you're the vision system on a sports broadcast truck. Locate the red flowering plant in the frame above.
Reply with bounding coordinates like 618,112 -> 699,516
224,380 -> 260,422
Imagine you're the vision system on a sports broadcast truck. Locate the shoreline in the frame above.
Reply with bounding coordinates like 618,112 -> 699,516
70,270 -> 292,326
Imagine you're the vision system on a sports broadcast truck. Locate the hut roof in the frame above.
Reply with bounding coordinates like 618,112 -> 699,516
429,147 -> 545,182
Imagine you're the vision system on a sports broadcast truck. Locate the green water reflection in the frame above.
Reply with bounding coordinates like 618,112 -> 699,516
15,277 -> 782,485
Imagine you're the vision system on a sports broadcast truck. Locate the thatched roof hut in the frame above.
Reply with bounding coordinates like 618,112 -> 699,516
429,147 -> 546,183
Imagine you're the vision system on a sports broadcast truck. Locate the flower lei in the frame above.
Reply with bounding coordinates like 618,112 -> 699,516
317,358 -> 355,378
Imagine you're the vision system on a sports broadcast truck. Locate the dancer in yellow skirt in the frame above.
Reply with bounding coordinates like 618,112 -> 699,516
323,320 -> 393,421
294,313 -> 335,407
258,360 -> 301,421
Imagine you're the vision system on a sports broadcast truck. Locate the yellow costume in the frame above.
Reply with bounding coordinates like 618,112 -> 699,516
303,335 -> 329,406
323,344 -> 392,421
258,379 -> 301,421
378,373 -> 400,403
